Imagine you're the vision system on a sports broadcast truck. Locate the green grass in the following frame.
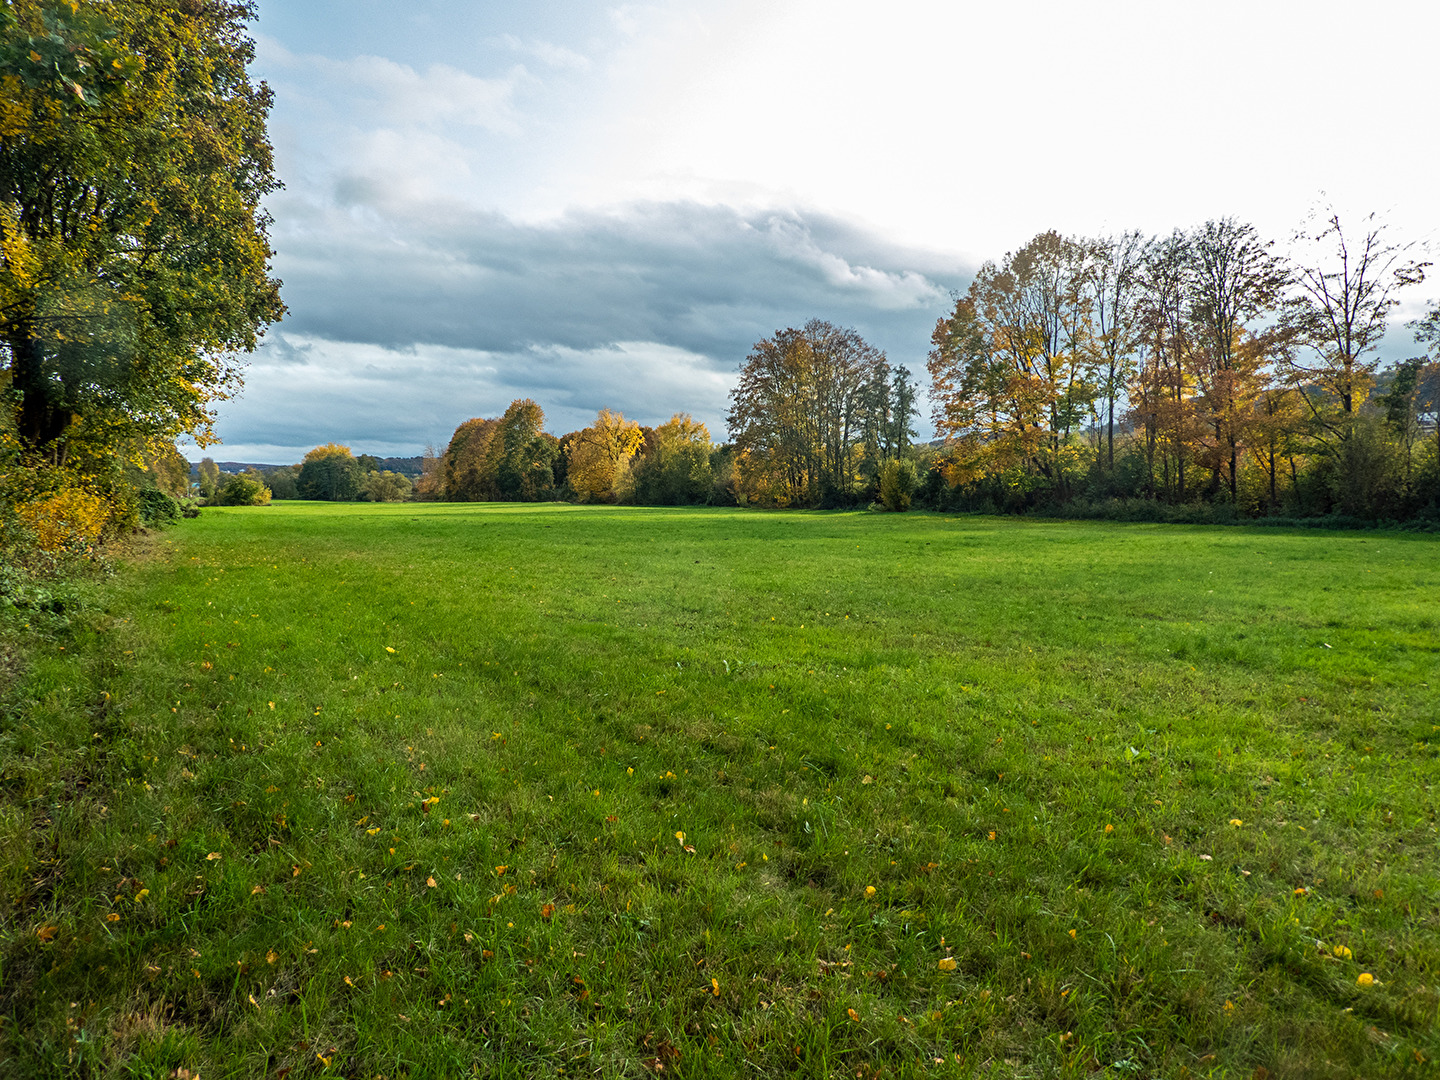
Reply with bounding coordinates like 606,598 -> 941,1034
2,502 -> 1437,1079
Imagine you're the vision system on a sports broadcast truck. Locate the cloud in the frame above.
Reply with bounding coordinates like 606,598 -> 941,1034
270,192 -> 963,361
259,38 -> 529,135
498,34 -> 591,71
222,194 -> 966,458
229,22 -> 974,460
210,335 -> 732,463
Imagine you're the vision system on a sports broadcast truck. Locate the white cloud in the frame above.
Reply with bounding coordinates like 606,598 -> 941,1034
498,34 -> 591,71
204,333 -> 733,463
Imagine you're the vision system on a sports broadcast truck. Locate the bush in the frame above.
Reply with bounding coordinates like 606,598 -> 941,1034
879,459 -> 918,512
135,488 -> 182,527
15,487 -> 112,554
361,470 -> 413,502
215,475 -> 271,506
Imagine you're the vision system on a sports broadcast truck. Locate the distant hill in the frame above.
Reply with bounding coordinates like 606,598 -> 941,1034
189,456 -> 424,478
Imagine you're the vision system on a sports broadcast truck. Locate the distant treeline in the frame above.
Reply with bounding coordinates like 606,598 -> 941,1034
215,212 -> 1440,525
192,450 -> 421,505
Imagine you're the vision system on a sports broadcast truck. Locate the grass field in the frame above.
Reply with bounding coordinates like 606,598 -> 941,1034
2,503 -> 1437,1079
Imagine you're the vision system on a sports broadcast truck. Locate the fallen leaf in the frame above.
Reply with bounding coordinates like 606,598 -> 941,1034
37,925 -> 58,942
937,957 -> 957,971
206,852 -> 221,861
847,1007 -> 860,1022
427,876 -> 438,888
541,903 -> 555,919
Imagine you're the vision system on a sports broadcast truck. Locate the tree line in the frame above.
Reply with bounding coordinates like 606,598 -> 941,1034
926,215 -> 1438,521
275,211 -> 1440,524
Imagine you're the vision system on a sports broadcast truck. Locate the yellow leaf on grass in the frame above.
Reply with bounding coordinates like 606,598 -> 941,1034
206,852 -> 221,861
427,876 -> 438,888
251,885 -> 265,895
367,828 -> 380,835
847,1008 -> 859,1022
937,957 -> 957,971
266,949 -> 278,964
541,903 -> 555,919
385,647 -> 396,654
1333,944 -> 1352,959
864,886 -> 876,898
711,978 -> 720,996
107,913 -> 121,923
37,925 -> 58,942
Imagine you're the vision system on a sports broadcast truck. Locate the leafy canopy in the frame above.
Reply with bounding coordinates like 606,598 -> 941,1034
0,0 -> 283,462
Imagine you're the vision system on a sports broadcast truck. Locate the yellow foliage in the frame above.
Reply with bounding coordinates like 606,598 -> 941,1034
16,486 -> 112,551
568,409 -> 644,500
304,442 -> 354,463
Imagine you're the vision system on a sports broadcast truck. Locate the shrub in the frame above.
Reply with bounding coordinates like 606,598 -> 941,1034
879,459 -> 918,512
135,488 -> 182,527
216,475 -> 271,506
15,487 -> 112,554
362,470 -> 413,503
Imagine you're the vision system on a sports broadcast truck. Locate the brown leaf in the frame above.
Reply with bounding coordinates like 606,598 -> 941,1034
541,903 -> 554,920
37,925 -> 58,943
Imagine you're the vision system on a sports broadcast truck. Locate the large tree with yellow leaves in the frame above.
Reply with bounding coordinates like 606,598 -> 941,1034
0,0 -> 283,463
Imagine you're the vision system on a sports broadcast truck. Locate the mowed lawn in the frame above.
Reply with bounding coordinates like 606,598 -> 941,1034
2,503 -> 1438,1079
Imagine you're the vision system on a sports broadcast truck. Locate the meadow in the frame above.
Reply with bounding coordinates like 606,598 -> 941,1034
1,503 -> 1437,1079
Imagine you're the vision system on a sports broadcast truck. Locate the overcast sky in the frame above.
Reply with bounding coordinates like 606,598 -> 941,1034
204,0 -> 1439,462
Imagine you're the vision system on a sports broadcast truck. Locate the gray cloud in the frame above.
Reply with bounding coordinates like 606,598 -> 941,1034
271,190 -> 967,360
221,194 -> 971,460
219,32 -> 974,460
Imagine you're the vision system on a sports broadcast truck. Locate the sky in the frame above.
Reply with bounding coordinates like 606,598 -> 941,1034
204,0 -> 1440,463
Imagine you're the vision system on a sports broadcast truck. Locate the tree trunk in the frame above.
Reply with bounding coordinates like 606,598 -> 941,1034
9,326 -> 72,454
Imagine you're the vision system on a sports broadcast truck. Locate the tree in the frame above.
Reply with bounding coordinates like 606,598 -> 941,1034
568,409 -> 644,501
1185,218 -> 1291,500
1287,212 -> 1427,426
927,233 -> 1097,493
263,464 -> 298,500
443,418 -> 501,500
361,469 -> 412,503
216,472 -> 269,506
485,399 -> 556,501
1087,230 -> 1144,469
1409,302 -> 1440,473
878,458 -> 917,511
729,320 -> 888,506
138,442 -> 190,498
630,413 -> 713,504
196,456 -> 219,499
297,443 -> 362,501
1,0 -> 283,463
438,400 -> 557,501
